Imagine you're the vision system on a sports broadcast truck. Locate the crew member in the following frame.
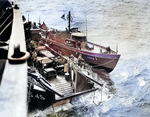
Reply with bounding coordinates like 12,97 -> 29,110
77,41 -> 81,50
77,54 -> 84,67
106,46 -> 111,54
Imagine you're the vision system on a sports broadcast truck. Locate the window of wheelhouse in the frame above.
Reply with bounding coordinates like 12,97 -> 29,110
71,35 -> 87,41
65,40 -> 76,47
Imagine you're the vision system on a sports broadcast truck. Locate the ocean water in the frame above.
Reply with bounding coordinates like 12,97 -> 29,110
13,0 -> 150,116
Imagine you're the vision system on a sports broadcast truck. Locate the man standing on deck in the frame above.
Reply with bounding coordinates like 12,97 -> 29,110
106,46 -> 111,54
77,41 -> 81,50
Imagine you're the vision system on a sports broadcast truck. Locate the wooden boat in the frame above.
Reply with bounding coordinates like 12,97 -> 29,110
38,12 -> 121,73
27,51 -> 100,111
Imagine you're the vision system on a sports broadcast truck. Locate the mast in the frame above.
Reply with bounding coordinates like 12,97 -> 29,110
68,11 -> 71,32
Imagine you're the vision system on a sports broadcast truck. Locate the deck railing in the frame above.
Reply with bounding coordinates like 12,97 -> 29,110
0,5 -> 29,117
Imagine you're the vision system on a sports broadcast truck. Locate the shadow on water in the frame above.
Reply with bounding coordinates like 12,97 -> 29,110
0,59 -> 6,84
92,67 -> 116,93
0,42 -> 8,59
0,43 -> 8,83
0,48 -> 8,59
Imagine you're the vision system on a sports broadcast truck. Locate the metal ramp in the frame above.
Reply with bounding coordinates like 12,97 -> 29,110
54,82 -> 73,100
47,76 -> 73,100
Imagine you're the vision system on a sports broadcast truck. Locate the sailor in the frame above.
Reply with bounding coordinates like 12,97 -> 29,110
106,46 -> 111,54
22,15 -> 26,22
77,54 -> 84,67
100,48 -> 102,53
71,27 -> 78,32
77,41 -> 81,50
70,55 -> 74,61
33,22 -> 37,29
38,41 -> 43,46
31,51 -> 37,62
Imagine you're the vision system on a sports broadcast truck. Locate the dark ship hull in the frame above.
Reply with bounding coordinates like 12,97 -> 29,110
0,0 -> 13,41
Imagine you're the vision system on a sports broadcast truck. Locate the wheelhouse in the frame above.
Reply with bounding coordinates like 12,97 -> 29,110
71,32 -> 87,41
71,32 -> 87,49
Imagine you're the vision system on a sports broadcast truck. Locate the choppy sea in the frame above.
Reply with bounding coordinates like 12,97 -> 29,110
12,0 -> 150,116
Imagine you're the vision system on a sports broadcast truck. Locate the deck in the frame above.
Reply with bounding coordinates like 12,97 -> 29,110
56,31 -> 117,54
0,5 -> 28,117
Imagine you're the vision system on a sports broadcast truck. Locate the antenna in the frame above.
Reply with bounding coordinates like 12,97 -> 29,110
85,0 -> 87,38
28,14 -> 29,22
39,16 -> 41,24
116,45 -> 118,53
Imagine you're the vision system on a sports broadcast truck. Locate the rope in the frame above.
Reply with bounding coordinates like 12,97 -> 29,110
45,44 -> 67,60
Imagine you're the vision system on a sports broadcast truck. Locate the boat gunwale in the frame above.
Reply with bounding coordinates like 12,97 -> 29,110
45,39 -> 120,59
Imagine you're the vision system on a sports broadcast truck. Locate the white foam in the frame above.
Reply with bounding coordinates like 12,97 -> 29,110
137,77 -> 146,87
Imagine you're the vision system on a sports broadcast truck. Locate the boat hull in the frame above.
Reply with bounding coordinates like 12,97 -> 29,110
45,41 -> 120,73
0,0 -> 13,41
82,53 -> 120,73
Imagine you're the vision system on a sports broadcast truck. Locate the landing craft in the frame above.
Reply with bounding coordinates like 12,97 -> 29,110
26,38 -> 103,111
